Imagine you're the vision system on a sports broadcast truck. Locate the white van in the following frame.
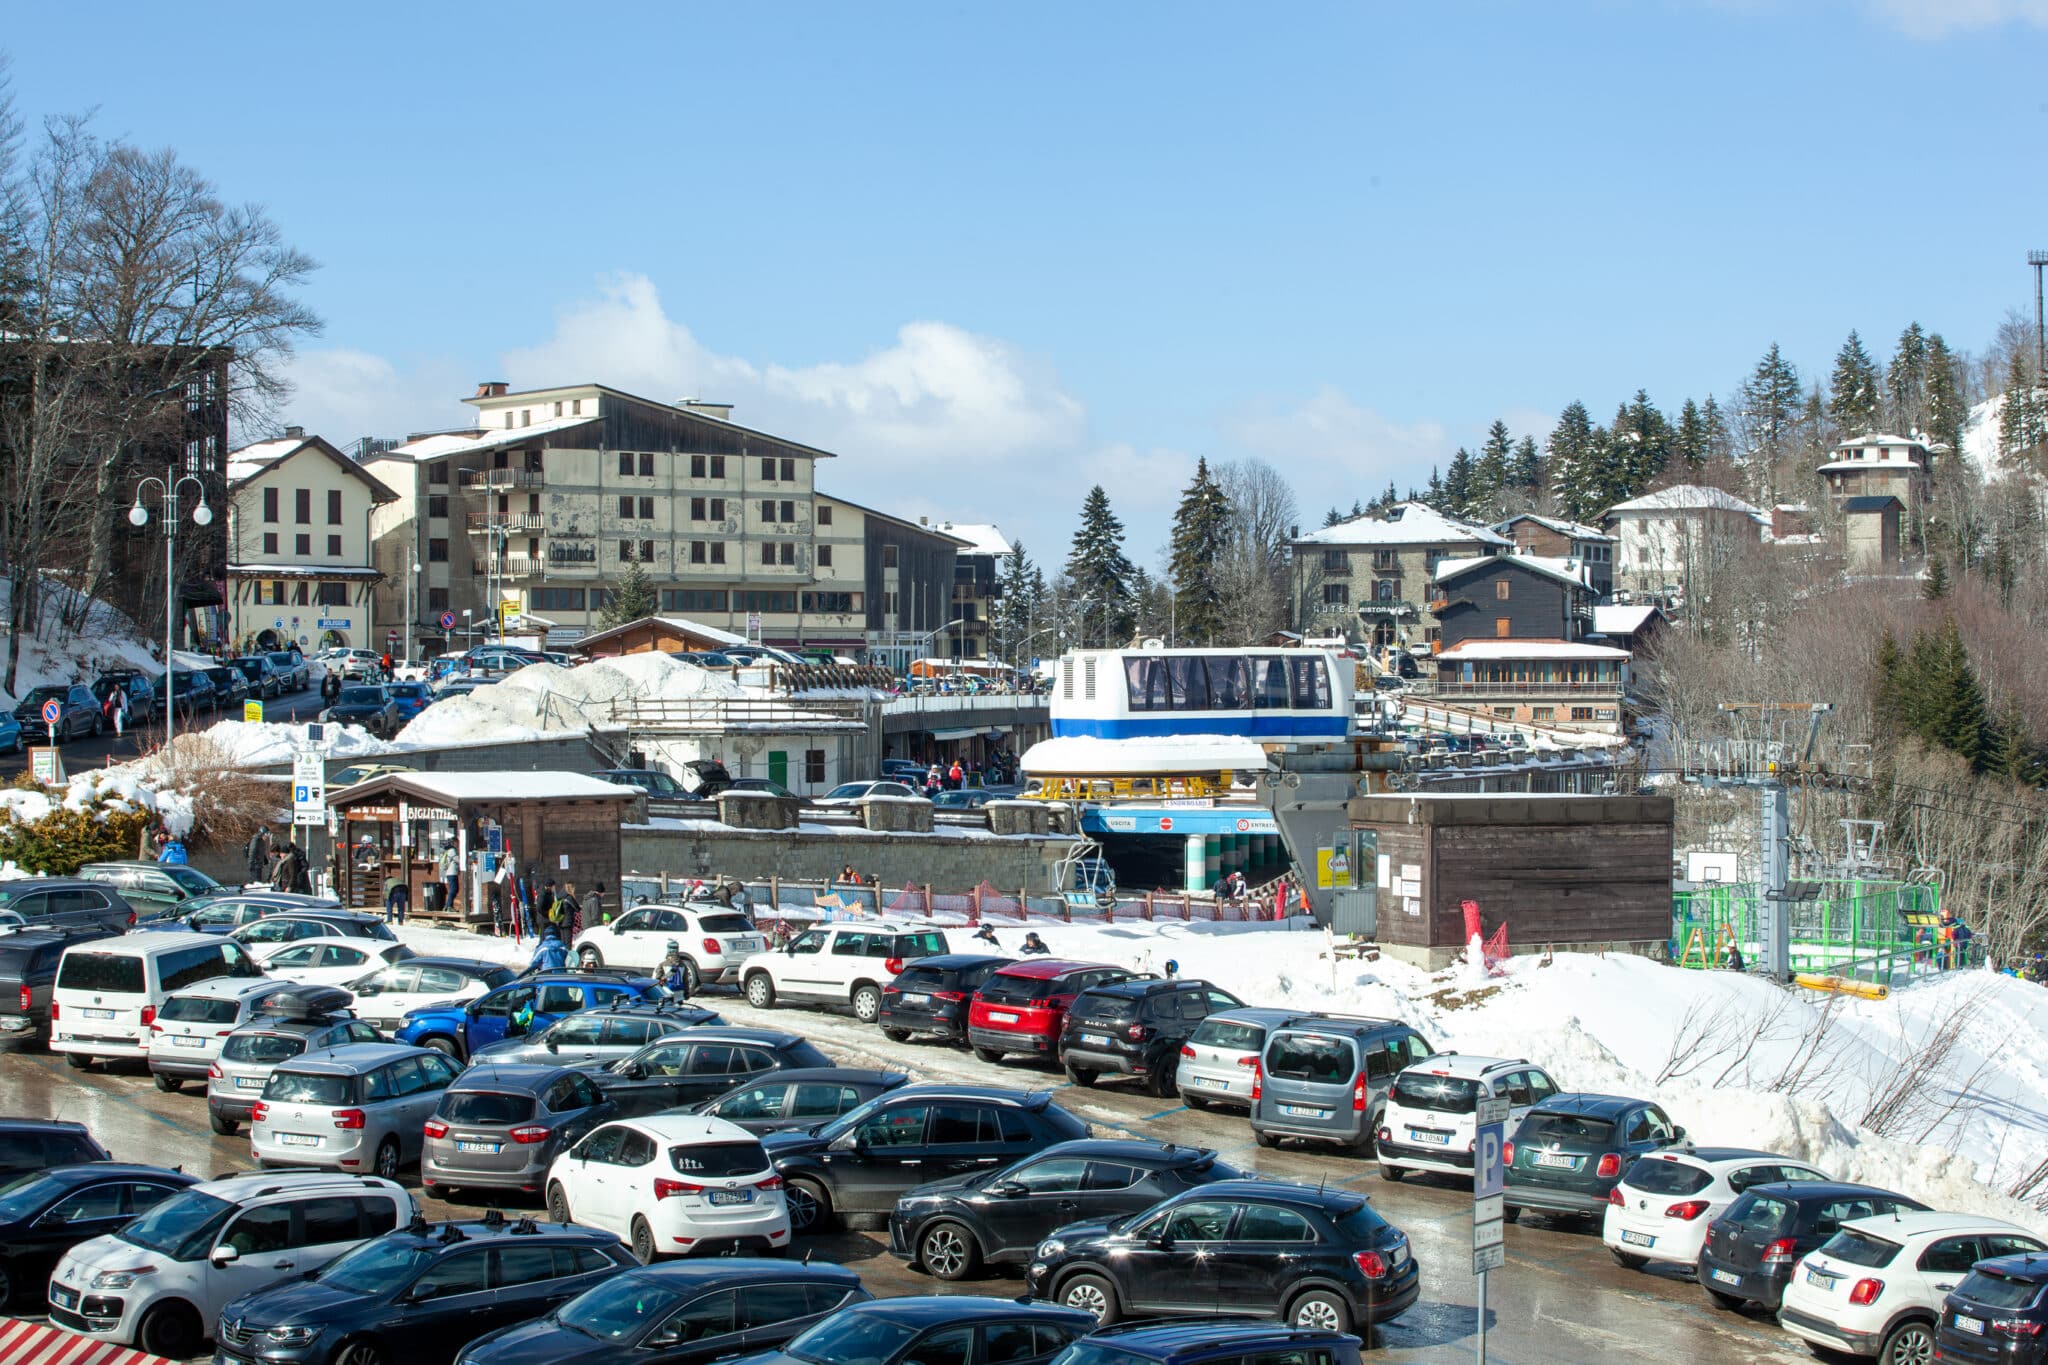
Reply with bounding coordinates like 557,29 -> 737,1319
52,932 -> 266,1069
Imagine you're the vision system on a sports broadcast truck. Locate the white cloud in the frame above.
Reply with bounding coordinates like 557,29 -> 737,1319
1225,386 -> 1454,508
258,347 -> 467,450
1862,0 -> 2048,36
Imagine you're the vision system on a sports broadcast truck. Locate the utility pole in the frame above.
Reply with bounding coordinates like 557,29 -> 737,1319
2031,251 -> 2048,377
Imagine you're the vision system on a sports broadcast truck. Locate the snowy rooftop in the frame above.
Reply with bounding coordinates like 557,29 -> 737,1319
1435,553 -> 1588,590
1296,502 -> 1509,548
1492,512 -> 1614,542
342,771 -> 637,805
1590,604 -> 1662,636
1837,432 -> 1930,453
575,615 -> 749,650
386,413 -> 599,462
1605,485 -> 1762,516
935,522 -> 1011,558
1436,640 -> 1629,661
226,437 -> 307,484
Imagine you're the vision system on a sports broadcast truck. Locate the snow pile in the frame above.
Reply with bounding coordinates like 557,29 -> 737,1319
189,720 -> 390,768
0,764 -> 170,826
0,578 -> 167,711
395,654 -> 745,748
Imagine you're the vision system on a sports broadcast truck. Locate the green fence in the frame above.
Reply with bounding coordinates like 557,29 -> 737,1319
1672,880 -> 1945,975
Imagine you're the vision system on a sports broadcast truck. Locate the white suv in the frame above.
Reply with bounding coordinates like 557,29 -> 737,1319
738,920 -> 951,1021
1778,1211 -> 2048,1362
1602,1146 -> 1832,1272
573,903 -> 768,990
146,978 -> 281,1094
46,1169 -> 412,1358
1376,1055 -> 1558,1181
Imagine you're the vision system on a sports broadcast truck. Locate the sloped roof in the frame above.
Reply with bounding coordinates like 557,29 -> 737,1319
1435,553 -> 1589,591
573,614 -> 749,651
226,434 -> 398,504
935,522 -> 1012,558
1296,502 -> 1509,548
387,413 -> 600,462
1604,485 -> 1762,517
1591,603 -> 1664,637
1492,512 -> 1615,542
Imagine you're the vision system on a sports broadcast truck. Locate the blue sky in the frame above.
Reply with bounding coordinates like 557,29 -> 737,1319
8,1 -> 2046,558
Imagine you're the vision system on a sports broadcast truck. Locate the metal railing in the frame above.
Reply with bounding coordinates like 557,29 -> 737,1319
459,468 -> 545,490
498,554 -> 545,578
606,696 -> 869,730
1408,679 -> 1623,698
466,512 -> 545,532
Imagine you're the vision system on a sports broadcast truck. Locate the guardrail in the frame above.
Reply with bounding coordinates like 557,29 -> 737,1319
607,696 -> 869,730
1408,680 -> 1624,698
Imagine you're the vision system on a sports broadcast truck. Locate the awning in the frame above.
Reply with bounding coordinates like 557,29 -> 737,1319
929,726 -> 987,741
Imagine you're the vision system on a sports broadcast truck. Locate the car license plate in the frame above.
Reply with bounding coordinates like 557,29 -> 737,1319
1954,1314 -> 1985,1335
710,1189 -> 752,1205
173,1034 -> 203,1047
1082,1033 -> 1111,1046
82,1008 -> 114,1020
50,1285 -> 76,1309
1191,1076 -> 1223,1088
1709,1268 -> 1741,1287
1411,1129 -> 1450,1146
1534,1153 -> 1578,1169
1620,1230 -> 1654,1248
236,1076 -> 263,1088
1390,1244 -> 1408,1267
278,1133 -> 318,1147
990,1011 -> 1017,1023
457,1141 -> 500,1154
1280,1104 -> 1329,1118
1805,1268 -> 1838,1290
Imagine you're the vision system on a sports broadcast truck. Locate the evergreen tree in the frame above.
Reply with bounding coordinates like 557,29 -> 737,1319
600,557 -> 657,627
1800,382 -> 1830,463
1424,467 -> 1446,510
1545,401 -> 1598,518
1923,552 -> 1949,600
1443,448 -> 1477,517
1674,398 -> 1708,470
1614,389 -> 1671,494
995,538 -> 1037,663
1701,393 -> 1735,465
1508,436 -> 1542,498
1871,628 -> 1902,733
1064,485 -> 1137,646
1924,333 -> 1966,465
1167,457 -> 1231,645
1828,330 -> 1883,436
1473,421 -> 1513,514
1323,507 -> 1344,527
1350,498 -> 1364,518
1736,343 -> 1804,501
1898,626 -> 1945,738
1888,322 -> 1929,434
1987,707 -> 2034,785
1997,349 -> 2040,464
1930,617 -> 1989,768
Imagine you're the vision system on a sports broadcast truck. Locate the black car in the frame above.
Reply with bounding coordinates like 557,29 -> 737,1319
1937,1254 -> 2048,1364
0,1119 -> 110,1180
1058,978 -> 1244,1097
763,1083 -> 1089,1234
266,649 -> 309,692
889,1138 -> 1240,1282
215,1214 -> 636,1365
879,954 -> 1013,1045
91,673 -> 160,719
1055,1321 -> 1368,1365
1024,1178 -> 1419,1333
684,1067 -> 909,1134
165,668 -> 218,716
1502,1093 -> 1686,1221
0,929 -> 116,1048
0,1163 -> 195,1309
323,684 -> 401,737
455,1258 -> 869,1365
0,878 -> 139,934
735,1296 -> 1093,1365
228,655 -> 285,700
14,684 -> 103,741
1699,1181 -> 1928,1313
202,664 -> 251,711
595,1028 -> 833,1118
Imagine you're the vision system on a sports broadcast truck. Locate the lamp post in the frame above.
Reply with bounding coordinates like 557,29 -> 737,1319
128,465 -> 214,759
402,549 -> 420,667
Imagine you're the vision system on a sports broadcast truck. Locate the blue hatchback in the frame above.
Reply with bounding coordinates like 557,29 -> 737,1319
394,970 -> 661,1061
385,681 -> 432,723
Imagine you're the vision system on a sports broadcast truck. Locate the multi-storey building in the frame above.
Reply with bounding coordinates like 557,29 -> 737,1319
1816,432 -> 1933,519
1489,513 -> 1617,596
932,522 -> 1009,661
1289,502 -> 1508,652
225,429 -> 396,653
1601,484 -> 1764,596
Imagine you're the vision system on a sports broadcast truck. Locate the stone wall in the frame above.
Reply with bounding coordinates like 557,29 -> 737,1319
622,821 -> 1079,893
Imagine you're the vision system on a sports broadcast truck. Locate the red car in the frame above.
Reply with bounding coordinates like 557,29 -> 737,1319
966,959 -> 1137,1063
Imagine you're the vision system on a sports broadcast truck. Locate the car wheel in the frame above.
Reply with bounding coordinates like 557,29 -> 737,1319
1254,1129 -> 1280,1149
0,1261 -> 12,1309
64,1051 -> 90,1070
851,984 -> 882,1024
882,1027 -> 912,1043
579,944 -> 603,969
1610,1248 -> 1647,1271
1184,1093 -> 1212,1111
152,1072 -> 180,1093
335,1338 -> 390,1365
1058,1272 -> 1120,1324
630,1215 -> 657,1264
745,973 -> 776,1008
907,1221 -> 975,1281
138,1300 -> 204,1359
972,1046 -> 1004,1064
1064,1064 -> 1097,1087
90,713 -> 104,738
1880,1319 -> 1935,1365
1701,1284 -> 1744,1311
1289,1289 -> 1352,1333
373,1137 -> 400,1181
547,1182 -> 572,1223
785,1178 -> 832,1234
1501,1205 -> 1520,1223
208,1108 -> 238,1136
1145,1063 -> 1177,1098
422,1037 -> 458,1058
683,957 -> 702,994
1377,1161 -> 1405,1182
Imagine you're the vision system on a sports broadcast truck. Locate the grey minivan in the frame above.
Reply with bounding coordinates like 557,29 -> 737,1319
249,1043 -> 462,1179
420,1063 -> 617,1199
1250,1014 -> 1435,1154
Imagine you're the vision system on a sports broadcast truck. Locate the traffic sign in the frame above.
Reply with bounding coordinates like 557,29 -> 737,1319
292,751 -> 326,827
243,700 -> 263,724
439,611 -> 457,630
1476,1096 -> 1510,1126
1473,1242 -> 1505,1274
1474,1193 -> 1503,1224
39,699 -> 60,725
1473,1217 -> 1503,1252
1474,1118 -> 1506,1200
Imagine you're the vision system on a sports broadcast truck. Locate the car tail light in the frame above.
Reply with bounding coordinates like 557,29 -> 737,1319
933,990 -> 965,1004
423,1119 -> 449,1139
333,1109 -> 367,1130
1761,1237 -> 1798,1265
48,999 -> 57,1021
1607,1187 -> 1626,1207
16,984 -> 27,1013
1664,1200 -> 1709,1220
1503,1142 -> 1516,1166
1029,997 -> 1053,1010
207,1063 -> 222,1080
140,1005 -> 155,1027
1237,1055 -> 1257,1067
1250,1060 -> 1262,1102
653,1178 -> 705,1199
252,1101 -> 269,1123
1181,1045 -> 1196,1059
756,1174 -> 783,1191
1352,1073 -> 1368,1112
508,1125 -> 551,1145
703,938 -> 722,956
1596,1153 -> 1622,1179
149,1020 -> 163,1034
1353,1250 -> 1388,1279
1994,1318 -> 2045,1338
1848,1278 -> 1884,1306
1127,1024 -> 1150,1041
884,958 -> 904,975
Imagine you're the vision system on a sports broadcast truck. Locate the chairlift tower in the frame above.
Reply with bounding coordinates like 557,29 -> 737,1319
1718,703 -> 1833,978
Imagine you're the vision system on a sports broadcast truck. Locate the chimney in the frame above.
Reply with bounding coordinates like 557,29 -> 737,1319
284,425 -> 304,439
676,398 -> 733,422
475,381 -> 509,398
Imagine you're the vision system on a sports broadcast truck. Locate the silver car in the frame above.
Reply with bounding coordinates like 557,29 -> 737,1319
249,1043 -> 462,1179
1175,1007 -> 1301,1111
206,1012 -> 382,1136
467,1004 -> 721,1069
419,1063 -> 618,1199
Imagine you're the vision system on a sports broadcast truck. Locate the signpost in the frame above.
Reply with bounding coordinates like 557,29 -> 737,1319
1473,1094 -> 1509,1362
292,751 -> 326,828
39,698 -> 60,746
30,747 -> 61,786
243,700 -> 263,724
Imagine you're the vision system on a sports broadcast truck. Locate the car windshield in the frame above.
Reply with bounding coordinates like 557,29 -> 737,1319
0,1171 -> 68,1222
1817,1228 -> 1901,1269
1392,1073 -> 1482,1113
1621,1158 -> 1711,1196
316,1237 -> 443,1294
119,1189 -> 235,1260
224,1032 -> 305,1064
670,1141 -> 768,1177
439,1091 -> 535,1125
556,1272 -> 686,1339
21,687 -> 63,705
785,1312 -> 919,1365
824,784 -> 869,799
264,1071 -> 353,1105
159,994 -> 244,1025
1959,1269 -> 2044,1310
339,688 -> 385,706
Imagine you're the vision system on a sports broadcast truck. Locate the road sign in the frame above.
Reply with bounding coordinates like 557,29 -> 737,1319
1476,1095 -> 1510,1126
38,699 -> 60,725
1474,1120 -> 1506,1200
1474,1193 -> 1503,1224
30,747 -> 61,786
1473,1242 -> 1505,1274
1474,1216 -> 1504,1251
243,700 -> 263,724
292,751 -> 325,827
439,611 -> 457,630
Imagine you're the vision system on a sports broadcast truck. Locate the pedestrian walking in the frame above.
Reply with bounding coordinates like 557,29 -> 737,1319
245,825 -> 274,886
103,687 -> 126,739
321,670 -> 341,706
437,841 -> 460,914
559,882 -> 582,940
588,881 -> 608,926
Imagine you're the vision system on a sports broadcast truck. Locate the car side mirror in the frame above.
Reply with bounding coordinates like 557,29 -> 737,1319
1670,1125 -> 1686,1141
210,1245 -> 240,1267
989,1181 -> 1026,1199
1144,1232 -> 1171,1250
622,1062 -> 644,1080
545,1039 -> 559,1053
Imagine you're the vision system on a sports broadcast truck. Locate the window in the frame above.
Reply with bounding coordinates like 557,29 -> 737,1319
414,1248 -> 492,1300
427,462 -> 448,486
1322,550 -> 1348,571
779,542 -> 795,565
639,497 -> 655,519
1009,1158 -> 1090,1193
224,1204 -> 294,1255
258,486 -> 279,523
1323,583 -> 1348,605
1570,706 -> 1594,721
761,457 -> 776,480
780,500 -> 795,523
1496,579 -> 1511,600
642,539 -> 655,562
293,533 -> 309,556
690,497 -> 706,521
662,589 -> 728,613
1159,1200 -> 1235,1242
427,495 -> 447,519
1237,1204 -> 1315,1241
531,588 -> 586,612
761,542 -> 775,565
710,542 -> 725,564
817,504 -> 832,526
1496,618 -> 1511,637
316,582 -> 347,606
521,409 -> 531,427
618,452 -> 633,476
805,749 -> 825,783
292,581 -> 310,605
428,538 -> 448,562
325,489 -> 342,525
691,455 -> 706,478
261,533 -> 277,555
760,500 -> 777,523
690,541 -> 706,564
883,545 -> 898,568
619,496 -> 635,518
618,540 -> 634,562
504,412 -> 515,429
639,452 -> 654,477
780,458 -> 795,481
1375,579 -> 1395,601
1530,706 -> 1554,720
709,497 -> 724,520
326,535 -> 341,556
803,592 -> 859,613
818,545 -> 832,567
427,588 -> 448,611
572,398 -> 582,415
710,456 -> 724,478
294,489 -> 310,523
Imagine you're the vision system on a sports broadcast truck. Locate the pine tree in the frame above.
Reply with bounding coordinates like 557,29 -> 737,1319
1930,617 -> 1989,768
1871,628 -> 1902,733
1167,457 -> 1231,645
995,538 -> 1037,663
1473,421 -> 1513,515
1800,382 -> 1830,463
601,557 -> 657,627
1923,553 -> 1949,600
1987,705 -> 2034,784
1508,436 -> 1542,499
1613,389 -> 1671,495
1736,343 -> 1804,502
1899,626 -> 1944,740
1998,349 -> 2040,464
1674,398 -> 1708,470
1323,507 -> 1344,527
1350,498 -> 1364,518
1545,402 -> 1598,518
1064,485 -> 1137,646
1828,330 -> 1883,436
1888,322 -> 1929,434
1424,467 -> 1446,511
1925,333 -> 1966,466
1701,393 -> 1734,465
1443,448 -> 1477,517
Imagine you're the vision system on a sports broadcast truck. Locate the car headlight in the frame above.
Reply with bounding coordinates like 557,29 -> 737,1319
263,1325 -> 322,1345
1036,1238 -> 1065,1260
90,1265 -> 155,1290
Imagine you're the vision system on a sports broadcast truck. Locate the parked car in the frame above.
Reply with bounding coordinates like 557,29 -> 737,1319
266,650 -> 309,692
1934,1253 -> 2048,1365
879,954 -> 1013,1045
1174,1007 -> 1296,1112
150,891 -> 343,935
725,777 -> 796,798
420,1063 -> 617,1200
1602,1146 -> 1834,1273
328,761 -> 416,789
761,1083 -> 1089,1234
201,664 -> 250,711
1054,1321 -> 1369,1365
1024,1177 -> 1420,1331
165,669 -> 219,716
0,1163 -> 195,1311
91,672 -> 160,719
76,860 -> 224,918
1697,1181 -> 1929,1314
966,960 -> 1138,1065
0,711 -> 20,754
594,767 -> 694,798
470,1002 -> 723,1070
930,789 -> 1001,810
145,977 -> 292,1093
596,1027 -> 833,1118
321,684 -> 401,737
813,780 -> 920,805
50,932 -> 265,1069
254,936 -> 413,990
230,909 -> 400,950
324,648 -> 382,681
546,1115 -> 792,1261
249,1043 -> 464,1178
1502,1093 -> 1687,1222
206,995 -> 383,1136
341,956 -> 515,1034
739,1296 -> 1092,1365
688,1067 -> 908,1134
574,903 -> 768,989
393,970 -> 661,1062
1374,1055 -> 1558,1180
0,1118 -> 110,1179
455,1257 -> 869,1365
0,877 -> 138,933
1057,977 -> 1243,1096
879,760 -> 927,781
50,1170 -> 409,1357
227,655 -> 284,700
1778,1210 -> 2047,1363
739,919 -> 952,1020
889,1138 -> 1240,1282
0,929 -> 116,1049
14,684 -> 105,741
385,680 -> 432,724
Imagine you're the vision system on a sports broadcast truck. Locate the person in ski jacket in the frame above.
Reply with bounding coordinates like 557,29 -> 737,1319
529,930 -> 569,973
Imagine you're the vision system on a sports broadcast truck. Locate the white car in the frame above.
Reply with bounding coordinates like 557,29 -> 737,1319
544,1115 -> 791,1263
1778,1211 -> 2048,1361
251,937 -> 411,989
812,780 -> 920,805
738,919 -> 952,1021
46,1169 -> 412,1357
1376,1055 -> 1559,1181
341,956 -> 515,1034
145,978 -> 281,1094
572,903 -> 767,989
1601,1146 -> 1833,1272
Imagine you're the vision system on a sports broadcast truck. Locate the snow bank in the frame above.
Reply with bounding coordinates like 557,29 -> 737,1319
395,654 -> 744,748
189,720 -> 390,768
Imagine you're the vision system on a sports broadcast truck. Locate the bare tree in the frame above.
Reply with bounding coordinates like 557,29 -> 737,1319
1211,458 -> 1298,644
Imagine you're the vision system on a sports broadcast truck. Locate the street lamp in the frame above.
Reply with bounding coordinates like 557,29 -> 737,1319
128,465 -> 214,759
402,549 -> 420,667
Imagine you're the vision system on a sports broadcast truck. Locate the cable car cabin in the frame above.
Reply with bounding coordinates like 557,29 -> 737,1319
1050,646 -> 1353,741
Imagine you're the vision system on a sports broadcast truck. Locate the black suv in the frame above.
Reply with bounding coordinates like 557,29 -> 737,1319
1056,1321 -> 1367,1365
215,1213 -> 636,1365
0,928 -> 116,1048
762,1083 -> 1089,1234
689,1067 -> 908,1133
228,655 -> 285,700
0,1119 -> 110,1180
890,1138 -> 1239,1282
1058,978 -> 1243,1096
740,1296 -> 1092,1365
1938,1254 -> 2048,1364
74,861 -> 223,918
0,879 -> 138,934
1503,1093 -> 1686,1221
1699,1181 -> 1928,1313
879,954 -> 1012,1044
0,1163 -> 195,1310
456,1257 -> 869,1365
1025,1178 -> 1419,1333
596,1028 -> 832,1117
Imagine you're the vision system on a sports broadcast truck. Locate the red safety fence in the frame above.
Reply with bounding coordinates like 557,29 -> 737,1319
0,1319 -> 179,1365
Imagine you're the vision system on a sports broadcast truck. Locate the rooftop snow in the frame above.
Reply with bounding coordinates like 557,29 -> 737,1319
226,437 -> 306,484
935,523 -> 1012,558
1491,512 -> 1614,542
386,413 -> 599,462
1604,484 -> 1763,516
1435,554 -> 1589,590
1436,640 -> 1629,661
1836,432 -> 1929,452
1295,502 -> 1509,548
1817,458 -> 1923,473
1590,604 -> 1661,636
352,771 -> 636,804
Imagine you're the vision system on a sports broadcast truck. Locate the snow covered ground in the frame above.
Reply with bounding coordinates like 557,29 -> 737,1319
394,914 -> 2048,1235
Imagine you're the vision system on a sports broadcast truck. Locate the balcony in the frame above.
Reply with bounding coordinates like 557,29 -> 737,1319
467,512 -> 546,533
460,468 -> 544,490
498,554 -> 545,578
